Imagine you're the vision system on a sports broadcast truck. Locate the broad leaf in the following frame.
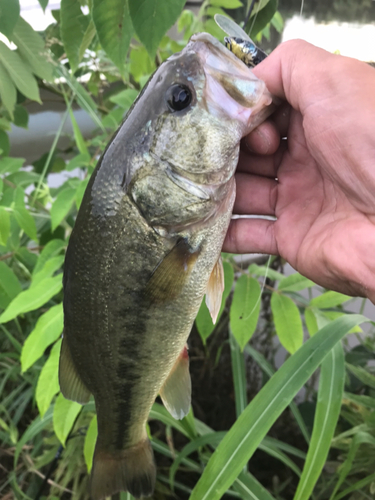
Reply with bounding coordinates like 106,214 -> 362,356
0,41 -> 40,102
278,273 -> 315,292
0,0 -> 20,39
190,314 -> 366,500
13,105 -> 29,128
11,17 -> 54,81
0,207 -> 10,247
53,393 -> 81,445
247,0 -> 277,39
0,274 -> 63,323
109,88 -> 139,109
51,187 -> 76,231
21,304 -> 63,372
230,275 -> 261,350
0,61 -> 16,118
31,256 -> 64,287
36,339 -> 61,417
93,0 -> 133,74
13,206 -> 38,241
79,19 -> 96,61
33,239 -> 66,275
210,0 -> 242,7
84,415 -> 98,472
310,291 -> 351,309
0,157 -> 24,174
60,0 -> 87,73
0,261 -> 22,309
271,292 -> 303,354
129,0 -> 185,58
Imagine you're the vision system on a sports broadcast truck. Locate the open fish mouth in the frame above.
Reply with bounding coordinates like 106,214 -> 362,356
190,32 -> 274,133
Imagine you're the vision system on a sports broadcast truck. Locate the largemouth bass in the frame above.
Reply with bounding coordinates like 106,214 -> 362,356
60,32 -> 273,499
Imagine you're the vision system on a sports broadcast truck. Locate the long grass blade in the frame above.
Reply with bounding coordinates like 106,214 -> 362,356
190,314 -> 366,500
230,328 -> 247,418
246,345 -> 310,444
235,471 -> 277,500
293,341 -> 345,500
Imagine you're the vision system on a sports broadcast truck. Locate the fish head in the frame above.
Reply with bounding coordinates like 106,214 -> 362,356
143,32 -> 273,188
103,32 -> 274,230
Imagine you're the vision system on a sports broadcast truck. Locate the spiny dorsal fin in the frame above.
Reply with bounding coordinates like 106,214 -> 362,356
205,256 -> 225,324
59,335 -> 91,404
160,345 -> 191,420
145,238 -> 200,304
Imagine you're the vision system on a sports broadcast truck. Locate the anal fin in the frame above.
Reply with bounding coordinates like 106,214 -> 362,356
160,345 -> 191,420
59,334 -> 91,404
205,256 -> 225,324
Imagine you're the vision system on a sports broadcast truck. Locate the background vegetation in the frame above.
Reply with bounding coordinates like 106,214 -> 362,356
0,0 -> 375,499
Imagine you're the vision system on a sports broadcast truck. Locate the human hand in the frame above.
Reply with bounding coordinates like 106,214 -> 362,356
223,40 -> 375,302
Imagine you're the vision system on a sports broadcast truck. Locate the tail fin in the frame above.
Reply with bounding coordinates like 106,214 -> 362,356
90,439 -> 156,499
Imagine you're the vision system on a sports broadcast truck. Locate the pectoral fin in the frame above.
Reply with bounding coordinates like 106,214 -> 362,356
205,256 -> 225,324
145,238 -> 200,304
160,345 -> 191,420
59,335 -> 91,404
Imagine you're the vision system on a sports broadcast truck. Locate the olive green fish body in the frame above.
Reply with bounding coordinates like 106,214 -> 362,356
61,33 -> 273,499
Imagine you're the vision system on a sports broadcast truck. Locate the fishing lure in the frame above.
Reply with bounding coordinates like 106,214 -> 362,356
215,14 -> 267,67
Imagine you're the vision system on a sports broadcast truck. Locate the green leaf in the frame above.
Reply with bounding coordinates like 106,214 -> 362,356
13,206 -> 38,241
33,239 -> 66,275
310,291 -> 351,309
36,339 -> 61,417
60,0 -> 87,73
346,362 -> 375,389
11,17 -> 54,81
0,41 -> 41,102
69,108 -> 89,156
0,156 -> 24,174
0,129 -> 9,155
278,273 -> 315,292
210,0 -> 242,7
247,0 -> 277,39
53,393 -> 82,446
38,0 -> 48,11
129,45 -> 155,83
230,275 -> 261,350
329,431 -> 375,500
51,187 -> 76,231
0,61 -> 17,119
293,342 -> 345,500
229,330 -> 247,418
66,152 -> 90,171
189,314 -> 367,500
21,304 -> 63,372
271,292 -> 303,354
84,415 -> 97,473
109,88 -> 139,109
304,307 -> 318,336
129,0 -> 185,58
249,263 -> 284,281
343,392 -> 375,410
195,261 -> 234,343
0,0 -> 20,39
13,105 -> 28,128
32,255 -> 64,287
93,0 -> 134,74
0,261 -> 22,309
0,274 -> 63,323
79,19 -> 96,61
0,207 -> 10,246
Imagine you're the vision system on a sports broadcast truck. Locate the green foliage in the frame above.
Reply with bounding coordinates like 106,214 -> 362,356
1,2 -> 375,500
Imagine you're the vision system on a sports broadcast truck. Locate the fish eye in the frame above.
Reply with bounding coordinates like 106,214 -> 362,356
166,84 -> 192,112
